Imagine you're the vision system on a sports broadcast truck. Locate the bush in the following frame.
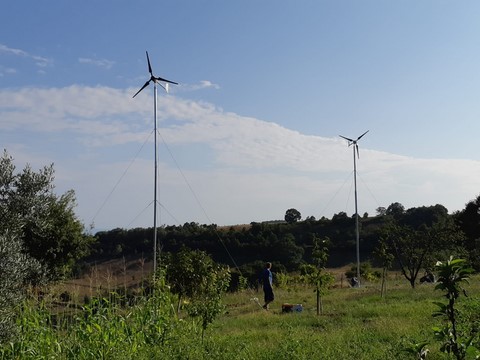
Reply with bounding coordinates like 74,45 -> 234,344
345,261 -> 379,282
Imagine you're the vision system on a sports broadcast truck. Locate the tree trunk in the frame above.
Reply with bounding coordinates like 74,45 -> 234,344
317,287 -> 321,316
381,267 -> 387,298
177,295 -> 182,314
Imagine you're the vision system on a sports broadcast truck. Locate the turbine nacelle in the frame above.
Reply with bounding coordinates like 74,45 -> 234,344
339,130 -> 369,158
132,51 -> 178,98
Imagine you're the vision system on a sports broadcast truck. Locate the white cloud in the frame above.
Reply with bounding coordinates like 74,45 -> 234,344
1,85 -> 479,229
0,43 -> 52,68
0,65 -> 16,76
78,57 -> 115,69
0,43 -> 28,56
177,80 -> 220,92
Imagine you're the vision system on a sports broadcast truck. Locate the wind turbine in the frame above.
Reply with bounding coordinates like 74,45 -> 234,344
339,130 -> 369,287
133,51 -> 178,278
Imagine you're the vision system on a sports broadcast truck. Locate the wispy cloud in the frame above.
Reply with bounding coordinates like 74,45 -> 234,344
78,57 -> 115,69
0,65 -> 16,77
0,43 -> 52,68
1,85 -> 478,229
178,80 -> 220,92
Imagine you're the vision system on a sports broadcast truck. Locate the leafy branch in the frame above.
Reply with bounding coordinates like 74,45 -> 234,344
432,257 -> 478,360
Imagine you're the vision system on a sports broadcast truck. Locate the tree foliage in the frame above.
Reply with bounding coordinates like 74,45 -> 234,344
89,199 -> 480,285
285,208 -> 301,224
381,204 -> 465,288
0,150 -> 93,280
163,247 -> 230,340
373,238 -> 394,297
454,194 -> 480,271
164,247 -> 214,311
432,257 -> 478,359
385,202 -> 405,219
302,235 -> 334,315
0,232 -> 44,344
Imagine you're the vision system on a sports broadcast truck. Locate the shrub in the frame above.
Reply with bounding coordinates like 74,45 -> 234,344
432,257 -> 479,359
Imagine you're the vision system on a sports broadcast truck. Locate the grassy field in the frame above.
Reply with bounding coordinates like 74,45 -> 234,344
2,271 -> 479,359
206,270 -> 480,360
216,283 -> 439,359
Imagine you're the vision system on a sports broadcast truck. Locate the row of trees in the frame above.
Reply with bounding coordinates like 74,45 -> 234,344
89,200 -> 480,289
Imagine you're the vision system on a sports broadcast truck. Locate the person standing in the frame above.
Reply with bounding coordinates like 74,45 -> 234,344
261,262 -> 274,310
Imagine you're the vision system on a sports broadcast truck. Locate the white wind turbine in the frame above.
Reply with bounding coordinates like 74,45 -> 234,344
133,51 -> 178,278
339,130 -> 369,287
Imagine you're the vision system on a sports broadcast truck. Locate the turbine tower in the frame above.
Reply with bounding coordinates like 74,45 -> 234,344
133,51 -> 178,278
339,130 -> 369,286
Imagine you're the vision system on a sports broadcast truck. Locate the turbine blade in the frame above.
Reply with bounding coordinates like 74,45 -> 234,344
146,51 -> 153,75
356,144 -> 360,159
132,80 -> 151,98
357,130 -> 369,141
339,135 -> 354,142
155,76 -> 178,85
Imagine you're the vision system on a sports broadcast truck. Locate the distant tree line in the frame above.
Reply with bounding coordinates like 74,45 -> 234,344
89,199 -> 480,282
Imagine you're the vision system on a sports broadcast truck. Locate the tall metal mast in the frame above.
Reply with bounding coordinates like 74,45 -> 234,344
133,51 -> 178,278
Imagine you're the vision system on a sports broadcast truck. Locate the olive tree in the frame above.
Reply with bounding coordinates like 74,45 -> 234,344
0,150 -> 93,280
0,232 -> 44,343
1,150 -> 93,342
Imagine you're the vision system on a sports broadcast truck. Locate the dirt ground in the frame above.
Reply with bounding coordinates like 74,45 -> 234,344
56,257 -> 154,299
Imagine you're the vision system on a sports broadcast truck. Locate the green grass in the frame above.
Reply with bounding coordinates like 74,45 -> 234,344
1,276 -> 479,359
212,278 -> 480,359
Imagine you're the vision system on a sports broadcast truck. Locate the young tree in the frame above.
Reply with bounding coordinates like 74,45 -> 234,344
186,264 -> 230,341
303,235 -> 334,315
432,257 -> 478,360
164,247 -> 206,313
163,247 -> 231,339
373,238 -> 394,298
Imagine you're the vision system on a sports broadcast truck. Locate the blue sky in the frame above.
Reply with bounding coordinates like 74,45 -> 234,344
2,1 -> 480,231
